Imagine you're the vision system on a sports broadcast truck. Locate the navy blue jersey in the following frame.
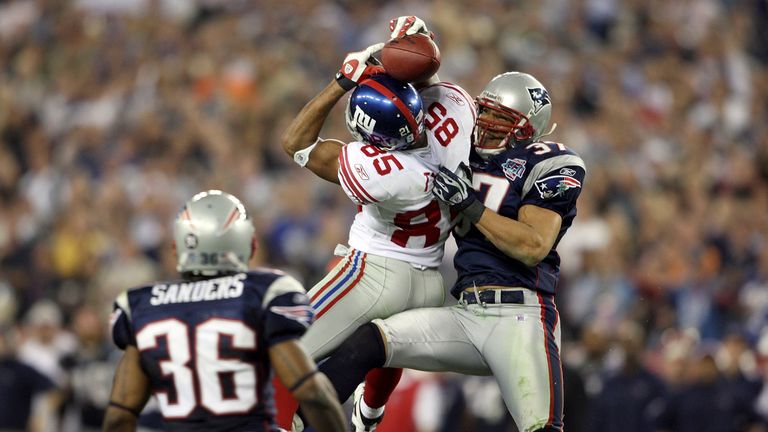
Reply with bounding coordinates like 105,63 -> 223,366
452,141 -> 586,297
110,269 -> 313,432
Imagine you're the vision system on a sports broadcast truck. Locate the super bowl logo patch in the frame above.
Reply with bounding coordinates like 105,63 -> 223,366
527,87 -> 551,114
535,175 -> 581,199
501,158 -> 526,181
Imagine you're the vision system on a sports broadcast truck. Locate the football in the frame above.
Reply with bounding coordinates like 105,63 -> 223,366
381,33 -> 441,83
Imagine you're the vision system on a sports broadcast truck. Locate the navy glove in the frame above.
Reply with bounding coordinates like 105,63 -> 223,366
432,164 -> 485,223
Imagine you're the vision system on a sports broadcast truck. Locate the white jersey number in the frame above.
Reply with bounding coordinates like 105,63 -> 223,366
136,318 -> 257,418
454,173 -> 510,237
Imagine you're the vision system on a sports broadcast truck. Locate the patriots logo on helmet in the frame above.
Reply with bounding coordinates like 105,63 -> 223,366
527,87 -> 551,115
270,304 -> 315,327
535,175 -> 581,199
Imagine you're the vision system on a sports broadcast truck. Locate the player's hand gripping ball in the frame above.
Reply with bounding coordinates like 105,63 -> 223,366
381,33 -> 441,83
336,43 -> 386,91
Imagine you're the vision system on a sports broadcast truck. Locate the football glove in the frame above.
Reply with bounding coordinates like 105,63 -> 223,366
335,43 -> 385,92
432,164 -> 485,223
389,16 -> 434,39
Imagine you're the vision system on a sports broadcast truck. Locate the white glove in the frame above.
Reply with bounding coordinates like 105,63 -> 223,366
389,16 -> 431,39
335,43 -> 386,91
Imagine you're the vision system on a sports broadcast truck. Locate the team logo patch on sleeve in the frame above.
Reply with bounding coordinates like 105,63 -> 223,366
502,158 -> 526,181
535,175 -> 581,199
270,305 -> 314,327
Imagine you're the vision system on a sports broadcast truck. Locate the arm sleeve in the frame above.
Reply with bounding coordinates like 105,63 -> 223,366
521,154 -> 586,216
110,291 -> 135,350
262,276 -> 315,346
337,142 -> 393,205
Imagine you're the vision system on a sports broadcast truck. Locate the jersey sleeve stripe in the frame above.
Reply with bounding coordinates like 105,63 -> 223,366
363,80 -> 420,139
434,82 -> 477,123
338,165 -> 370,205
115,291 -> 131,320
262,275 -> 304,309
340,146 -> 379,203
337,147 -> 371,204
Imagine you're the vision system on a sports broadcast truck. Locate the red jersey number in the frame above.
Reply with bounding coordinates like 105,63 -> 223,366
391,200 -> 442,248
360,145 -> 404,176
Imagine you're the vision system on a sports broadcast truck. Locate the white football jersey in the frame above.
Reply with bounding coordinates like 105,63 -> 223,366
337,82 -> 476,267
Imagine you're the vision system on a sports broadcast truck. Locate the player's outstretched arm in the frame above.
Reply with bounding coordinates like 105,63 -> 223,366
280,80 -> 346,184
281,43 -> 384,184
103,346 -> 150,432
269,339 -> 346,432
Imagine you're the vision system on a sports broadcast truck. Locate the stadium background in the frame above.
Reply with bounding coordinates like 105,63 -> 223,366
1,0 -> 767,430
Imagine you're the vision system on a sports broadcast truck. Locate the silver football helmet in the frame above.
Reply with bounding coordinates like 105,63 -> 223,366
473,72 -> 555,158
174,190 -> 255,276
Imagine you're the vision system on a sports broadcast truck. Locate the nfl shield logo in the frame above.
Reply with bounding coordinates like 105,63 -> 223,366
502,158 -> 527,181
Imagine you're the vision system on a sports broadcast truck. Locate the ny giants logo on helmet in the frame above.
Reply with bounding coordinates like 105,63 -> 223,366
527,87 -> 551,115
352,105 -> 376,134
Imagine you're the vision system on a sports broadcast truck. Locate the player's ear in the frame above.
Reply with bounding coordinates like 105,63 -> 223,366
172,240 -> 177,255
250,235 -> 259,259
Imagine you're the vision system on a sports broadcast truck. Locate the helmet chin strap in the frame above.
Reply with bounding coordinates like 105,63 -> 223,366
225,251 -> 248,272
538,122 -> 558,139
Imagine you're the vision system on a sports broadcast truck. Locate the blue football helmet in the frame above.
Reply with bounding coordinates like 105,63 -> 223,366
344,74 -> 425,151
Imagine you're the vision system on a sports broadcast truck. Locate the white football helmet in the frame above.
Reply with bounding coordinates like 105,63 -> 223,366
473,72 -> 555,158
174,190 -> 255,276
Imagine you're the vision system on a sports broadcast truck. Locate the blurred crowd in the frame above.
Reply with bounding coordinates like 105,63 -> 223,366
0,0 -> 767,430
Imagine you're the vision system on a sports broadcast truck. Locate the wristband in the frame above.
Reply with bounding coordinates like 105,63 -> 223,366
335,72 -> 356,92
463,199 -> 486,224
288,370 -> 319,392
293,138 -> 320,167
108,401 -> 141,417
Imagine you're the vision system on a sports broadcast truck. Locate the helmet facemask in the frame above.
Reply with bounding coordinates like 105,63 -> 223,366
473,97 -> 534,159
